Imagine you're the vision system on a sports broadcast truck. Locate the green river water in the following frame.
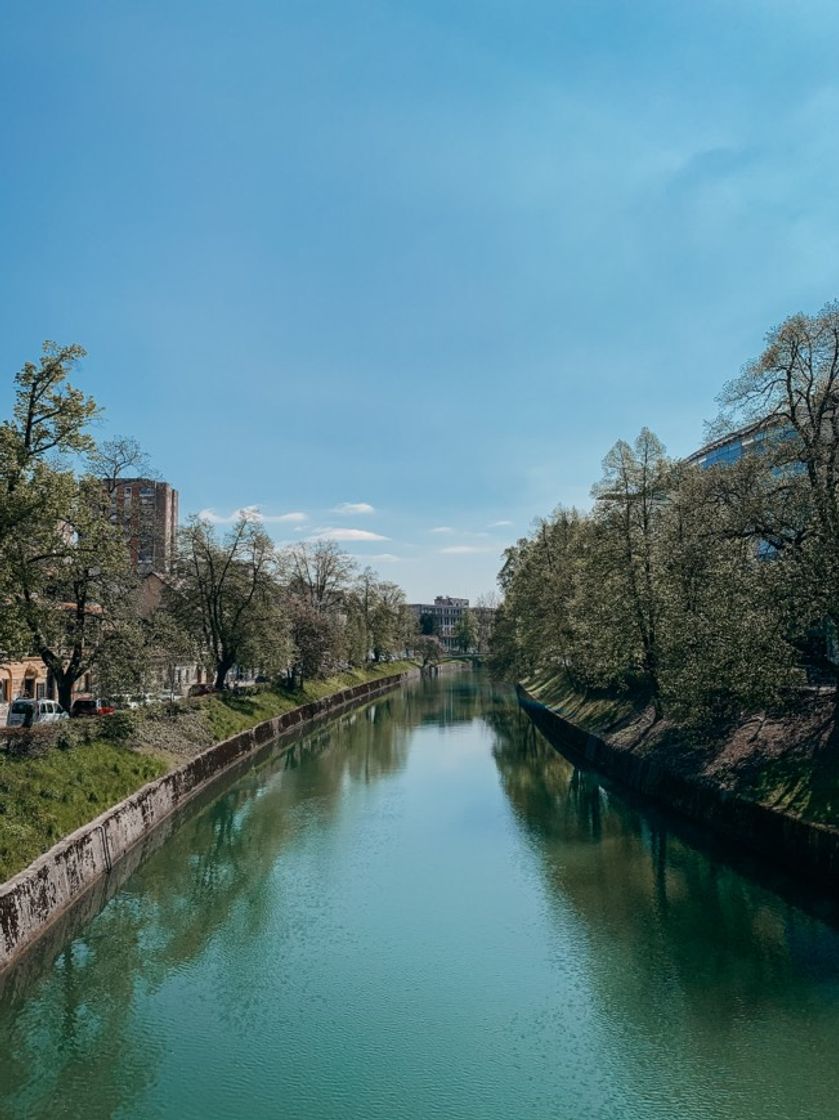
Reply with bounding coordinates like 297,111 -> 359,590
1,672 -> 839,1119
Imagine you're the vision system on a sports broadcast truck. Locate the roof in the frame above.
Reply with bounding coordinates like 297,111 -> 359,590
684,416 -> 782,465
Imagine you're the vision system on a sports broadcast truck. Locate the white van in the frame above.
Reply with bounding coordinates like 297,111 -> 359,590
6,698 -> 69,727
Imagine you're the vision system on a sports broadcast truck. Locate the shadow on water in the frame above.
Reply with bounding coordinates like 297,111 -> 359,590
490,703 -> 839,1021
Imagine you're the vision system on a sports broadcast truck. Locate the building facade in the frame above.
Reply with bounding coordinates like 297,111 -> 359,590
108,478 -> 178,576
0,656 -> 93,722
408,596 -> 470,652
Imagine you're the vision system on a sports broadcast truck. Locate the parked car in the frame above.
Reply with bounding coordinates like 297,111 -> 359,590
70,697 -> 115,718
110,694 -> 139,710
6,698 -> 69,727
187,683 -> 215,697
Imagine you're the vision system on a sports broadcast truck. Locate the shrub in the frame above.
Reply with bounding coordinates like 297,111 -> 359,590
100,710 -> 138,743
2,725 -> 58,758
55,723 -> 85,751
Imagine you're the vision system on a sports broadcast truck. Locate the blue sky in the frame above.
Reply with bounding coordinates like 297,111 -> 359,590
2,1 -> 838,600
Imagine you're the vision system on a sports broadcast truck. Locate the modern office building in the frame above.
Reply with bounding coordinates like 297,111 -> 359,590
408,596 -> 470,651
685,417 -> 785,469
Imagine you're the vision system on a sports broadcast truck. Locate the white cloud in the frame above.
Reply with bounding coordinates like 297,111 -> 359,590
430,526 -> 454,534
332,502 -> 375,515
367,553 -> 402,563
199,506 -> 307,525
489,520 -> 513,528
439,545 -> 495,555
311,527 -> 389,542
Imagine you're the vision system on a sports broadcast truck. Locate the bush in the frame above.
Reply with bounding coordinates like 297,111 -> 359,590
2,725 -> 59,758
55,723 -> 85,751
100,710 -> 139,743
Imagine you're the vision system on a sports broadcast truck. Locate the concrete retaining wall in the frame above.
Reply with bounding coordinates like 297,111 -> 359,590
518,684 -> 839,889
0,669 -> 426,972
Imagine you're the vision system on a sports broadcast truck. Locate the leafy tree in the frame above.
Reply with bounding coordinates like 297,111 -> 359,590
718,301 -> 839,721
0,343 -> 97,654
5,476 -> 143,709
413,634 -> 443,668
590,429 -> 671,714
280,540 -> 355,612
452,611 -> 477,653
472,592 -> 499,656
170,516 -> 288,690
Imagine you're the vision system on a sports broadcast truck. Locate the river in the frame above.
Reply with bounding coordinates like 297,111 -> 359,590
1,672 -> 838,1119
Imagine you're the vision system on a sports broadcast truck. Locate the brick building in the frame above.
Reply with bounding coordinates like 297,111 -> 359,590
108,478 -> 178,576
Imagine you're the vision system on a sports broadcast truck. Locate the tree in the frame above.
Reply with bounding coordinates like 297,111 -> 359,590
413,634 -> 443,669
655,462 -> 795,722
472,592 -> 500,656
452,611 -> 477,653
170,516 -> 287,690
0,342 -> 96,528
278,541 -> 357,681
718,302 -> 839,723
591,429 -> 671,715
369,579 -> 410,661
280,540 -> 355,612
0,343 -> 97,654
5,476 -> 143,709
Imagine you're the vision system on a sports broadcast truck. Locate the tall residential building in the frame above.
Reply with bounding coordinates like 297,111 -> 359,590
108,478 -> 179,575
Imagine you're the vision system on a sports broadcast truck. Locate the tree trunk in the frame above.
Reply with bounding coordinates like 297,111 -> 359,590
57,676 -> 74,712
214,662 -> 232,690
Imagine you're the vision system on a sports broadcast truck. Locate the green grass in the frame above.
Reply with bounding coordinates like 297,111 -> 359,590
0,661 -> 416,882
202,661 -> 416,741
523,669 -> 639,734
0,743 -> 168,882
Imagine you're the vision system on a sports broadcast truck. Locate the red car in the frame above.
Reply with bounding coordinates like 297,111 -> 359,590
70,697 -> 115,718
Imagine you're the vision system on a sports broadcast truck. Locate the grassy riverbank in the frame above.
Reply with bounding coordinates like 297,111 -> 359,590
523,670 -> 839,827
0,661 -> 416,882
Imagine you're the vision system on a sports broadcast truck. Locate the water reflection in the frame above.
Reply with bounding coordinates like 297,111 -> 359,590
2,674 -> 839,1120
0,690 -> 425,1119
492,712 -> 839,1116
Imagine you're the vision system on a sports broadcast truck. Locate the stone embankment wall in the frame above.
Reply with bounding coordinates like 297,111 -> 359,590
0,665 -> 461,972
518,684 -> 839,888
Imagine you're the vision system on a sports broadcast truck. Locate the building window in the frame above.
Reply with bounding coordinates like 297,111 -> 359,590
124,486 -> 133,498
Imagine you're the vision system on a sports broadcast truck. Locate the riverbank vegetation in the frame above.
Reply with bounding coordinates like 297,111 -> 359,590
493,302 -> 839,752
0,661 -> 417,881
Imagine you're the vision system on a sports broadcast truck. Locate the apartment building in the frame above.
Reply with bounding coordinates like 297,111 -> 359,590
108,478 -> 179,576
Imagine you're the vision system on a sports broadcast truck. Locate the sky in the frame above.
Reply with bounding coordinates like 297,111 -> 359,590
1,0 -> 838,601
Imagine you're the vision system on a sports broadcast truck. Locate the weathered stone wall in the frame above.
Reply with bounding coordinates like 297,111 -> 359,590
0,669 -> 430,972
518,684 -> 839,888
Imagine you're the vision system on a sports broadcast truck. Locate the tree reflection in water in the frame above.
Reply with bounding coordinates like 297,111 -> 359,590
491,712 -> 839,1029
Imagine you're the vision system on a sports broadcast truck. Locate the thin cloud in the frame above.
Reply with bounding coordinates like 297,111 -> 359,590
489,520 -> 513,528
199,506 -> 308,525
367,553 -> 402,563
439,545 -> 494,555
311,527 -> 389,542
332,502 -> 375,515
430,526 -> 454,534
